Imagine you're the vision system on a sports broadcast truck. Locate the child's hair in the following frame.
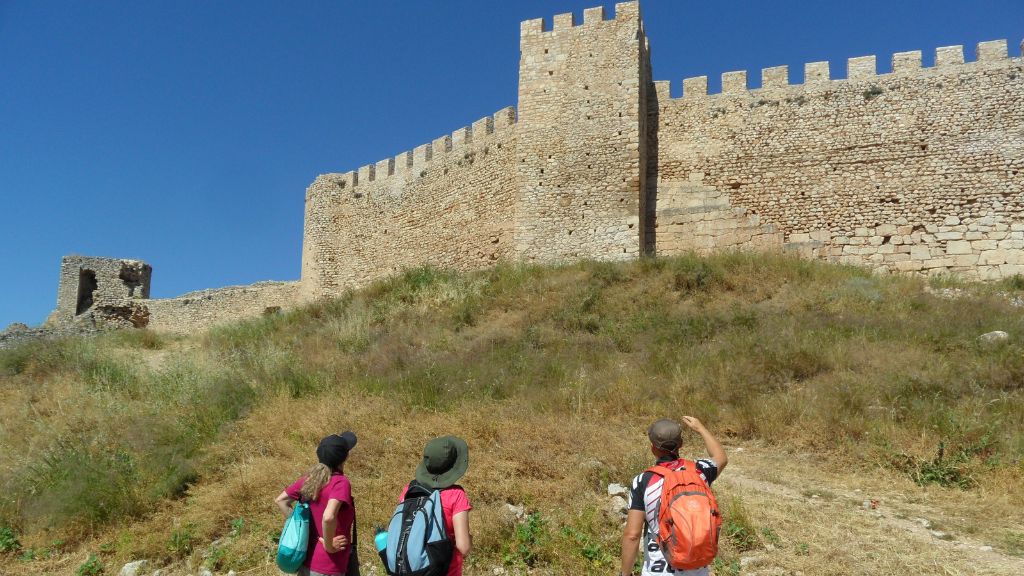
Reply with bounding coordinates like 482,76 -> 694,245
300,463 -> 332,502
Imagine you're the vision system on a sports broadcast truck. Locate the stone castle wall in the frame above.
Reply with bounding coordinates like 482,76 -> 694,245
144,281 -> 300,333
302,2 -> 1024,295
300,108 -> 520,299
651,41 -> 1024,279
29,3 -> 1024,339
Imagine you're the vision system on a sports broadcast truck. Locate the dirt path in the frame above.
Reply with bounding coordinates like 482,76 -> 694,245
718,446 -> 1024,575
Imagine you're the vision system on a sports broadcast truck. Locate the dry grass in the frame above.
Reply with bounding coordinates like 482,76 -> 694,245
1,252 -> 1023,574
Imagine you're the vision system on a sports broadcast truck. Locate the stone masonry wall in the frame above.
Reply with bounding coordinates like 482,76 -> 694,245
145,281 -> 300,333
300,108 -> 519,299
515,3 -> 647,263
652,41 -> 1024,279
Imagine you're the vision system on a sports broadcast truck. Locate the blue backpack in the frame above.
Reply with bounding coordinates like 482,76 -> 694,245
277,502 -> 311,573
380,482 -> 453,576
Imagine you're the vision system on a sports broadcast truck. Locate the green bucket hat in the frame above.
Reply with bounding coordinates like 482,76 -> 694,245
415,436 -> 469,490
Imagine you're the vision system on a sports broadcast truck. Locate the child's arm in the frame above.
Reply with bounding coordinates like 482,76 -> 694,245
452,510 -> 472,557
320,499 -> 342,553
274,491 -> 294,519
682,416 -> 728,472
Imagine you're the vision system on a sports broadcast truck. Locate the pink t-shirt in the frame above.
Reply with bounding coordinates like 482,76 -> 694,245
399,484 -> 472,576
286,472 -> 354,576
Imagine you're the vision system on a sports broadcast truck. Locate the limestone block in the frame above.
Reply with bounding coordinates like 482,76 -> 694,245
935,231 -> 963,241
946,240 -> 972,255
895,260 -> 924,272
954,254 -> 980,267
979,250 -> 1008,265
1000,264 -> 1024,277
875,224 -> 898,236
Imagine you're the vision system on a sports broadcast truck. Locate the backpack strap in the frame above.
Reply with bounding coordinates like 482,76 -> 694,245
646,464 -> 674,477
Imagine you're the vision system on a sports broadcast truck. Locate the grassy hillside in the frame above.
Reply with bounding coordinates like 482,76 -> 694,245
1,253 -> 1022,575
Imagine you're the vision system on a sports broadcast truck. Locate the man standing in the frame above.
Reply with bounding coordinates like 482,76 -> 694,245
619,417 -> 728,576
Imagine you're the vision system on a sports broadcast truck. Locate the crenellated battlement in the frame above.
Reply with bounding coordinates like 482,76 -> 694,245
330,106 -> 517,192
519,2 -> 641,37
303,3 -> 1024,300
657,38 -> 1020,100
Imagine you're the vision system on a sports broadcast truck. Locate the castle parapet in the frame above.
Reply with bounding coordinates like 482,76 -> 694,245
978,39 -> 1008,61
848,55 -> 876,80
520,1 -> 643,40
336,106 -> 517,192
761,66 -> 788,90
892,51 -> 922,73
664,37 -> 1020,100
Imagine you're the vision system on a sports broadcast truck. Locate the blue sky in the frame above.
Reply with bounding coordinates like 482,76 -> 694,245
1,0 -> 1022,328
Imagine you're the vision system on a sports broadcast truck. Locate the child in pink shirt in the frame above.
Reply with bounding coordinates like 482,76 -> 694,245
276,432 -> 358,576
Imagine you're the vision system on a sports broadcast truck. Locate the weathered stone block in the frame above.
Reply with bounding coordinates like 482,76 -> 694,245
946,240 -> 973,255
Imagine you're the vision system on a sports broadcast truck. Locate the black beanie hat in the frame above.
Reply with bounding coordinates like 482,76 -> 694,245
316,431 -> 357,470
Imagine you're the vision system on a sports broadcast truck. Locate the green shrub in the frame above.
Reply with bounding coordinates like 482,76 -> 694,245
0,526 -> 20,553
503,512 -> 550,567
721,496 -> 759,552
229,517 -> 245,537
711,558 -> 741,576
76,553 -> 104,576
896,439 -> 990,490
168,523 -> 196,557
559,525 -> 614,567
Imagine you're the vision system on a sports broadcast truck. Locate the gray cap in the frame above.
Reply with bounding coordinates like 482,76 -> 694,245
648,419 -> 682,452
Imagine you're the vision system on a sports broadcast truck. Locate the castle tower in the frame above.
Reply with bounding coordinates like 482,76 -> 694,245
514,2 -> 651,262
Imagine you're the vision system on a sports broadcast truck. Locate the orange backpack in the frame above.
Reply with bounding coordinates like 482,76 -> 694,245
648,461 -> 722,570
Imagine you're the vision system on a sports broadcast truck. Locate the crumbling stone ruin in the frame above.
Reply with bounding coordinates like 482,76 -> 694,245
9,1 -> 1022,342
0,256 -> 299,346
50,256 -> 153,328
302,1 -> 1024,301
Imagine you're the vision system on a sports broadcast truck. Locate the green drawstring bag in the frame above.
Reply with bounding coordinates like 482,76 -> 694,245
276,502 -> 311,573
